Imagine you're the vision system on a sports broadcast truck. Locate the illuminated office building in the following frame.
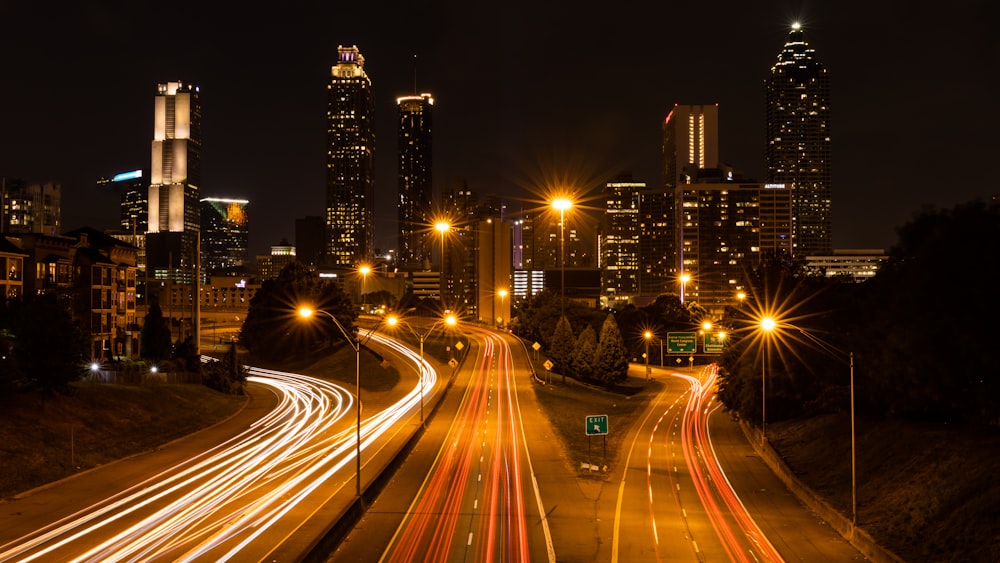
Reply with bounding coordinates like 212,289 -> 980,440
147,81 -> 201,284
201,197 -> 249,276
97,169 -> 148,272
1,178 -> 61,235
600,173 -> 642,305
766,23 -> 832,256
327,45 -> 375,268
397,93 -> 433,269
677,172 -> 791,316
645,103 -> 719,299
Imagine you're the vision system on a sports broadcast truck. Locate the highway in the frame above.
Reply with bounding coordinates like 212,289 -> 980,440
610,364 -> 863,562
0,332 -> 429,563
379,325 -> 554,562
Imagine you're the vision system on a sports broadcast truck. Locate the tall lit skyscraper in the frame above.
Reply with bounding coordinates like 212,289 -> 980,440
147,81 -> 201,283
201,197 -> 249,276
600,173 -> 642,304
396,93 -> 433,269
327,45 -> 375,268
662,104 -> 719,189
766,23 -> 832,256
651,103 -> 719,299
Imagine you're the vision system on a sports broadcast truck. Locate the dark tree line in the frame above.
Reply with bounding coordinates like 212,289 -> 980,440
717,199 -> 1000,427
239,261 -> 357,363
0,293 -> 89,394
512,290 -> 701,386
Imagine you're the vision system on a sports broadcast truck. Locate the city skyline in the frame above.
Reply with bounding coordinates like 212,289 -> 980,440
1,3 -> 995,259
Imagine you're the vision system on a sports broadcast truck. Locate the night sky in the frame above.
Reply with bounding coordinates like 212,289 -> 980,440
1,2 -> 995,258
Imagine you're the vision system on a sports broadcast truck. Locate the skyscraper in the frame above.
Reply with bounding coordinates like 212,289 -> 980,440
147,81 -> 201,283
396,93 -> 434,269
327,45 -> 375,268
600,173 -> 642,305
200,197 -> 249,276
662,104 -> 719,189
766,23 -> 832,256
651,103 -> 719,299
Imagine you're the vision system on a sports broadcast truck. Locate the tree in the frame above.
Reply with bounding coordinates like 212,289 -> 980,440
2,294 -> 88,393
139,302 -> 172,362
203,342 -> 247,394
549,315 -> 575,383
240,261 -> 356,363
571,323 -> 597,381
594,313 -> 629,385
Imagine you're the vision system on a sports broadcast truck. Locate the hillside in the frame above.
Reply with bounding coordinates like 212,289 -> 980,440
768,414 -> 999,563
0,383 -> 245,499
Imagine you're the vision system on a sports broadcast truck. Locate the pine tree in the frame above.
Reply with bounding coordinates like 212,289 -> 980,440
571,324 -> 597,381
594,313 -> 629,384
549,315 -> 575,383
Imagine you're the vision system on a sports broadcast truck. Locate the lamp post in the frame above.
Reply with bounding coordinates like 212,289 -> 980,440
435,221 -> 450,302
358,265 -> 371,314
759,316 -> 776,444
758,317 -> 858,526
386,312 -> 458,425
497,288 -> 508,328
790,324 -> 857,526
680,273 -> 691,305
551,197 -> 572,314
297,306 -> 366,497
643,330 -> 652,380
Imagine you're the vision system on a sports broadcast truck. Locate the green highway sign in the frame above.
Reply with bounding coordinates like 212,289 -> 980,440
667,332 -> 697,354
586,414 -> 608,436
704,332 -> 726,353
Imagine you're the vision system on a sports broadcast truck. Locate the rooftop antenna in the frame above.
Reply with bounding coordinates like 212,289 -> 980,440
412,54 -> 418,94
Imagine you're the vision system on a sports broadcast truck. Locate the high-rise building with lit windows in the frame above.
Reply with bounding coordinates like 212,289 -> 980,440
327,45 -> 375,268
200,197 -> 249,276
650,103 -> 719,298
397,93 -> 433,269
147,81 -> 201,284
766,23 -> 832,257
600,173 -> 642,304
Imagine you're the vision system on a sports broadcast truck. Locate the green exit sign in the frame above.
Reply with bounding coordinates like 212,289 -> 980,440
586,414 -> 608,436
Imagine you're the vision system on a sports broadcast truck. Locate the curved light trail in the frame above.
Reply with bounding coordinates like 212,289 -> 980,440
0,332 -> 432,563
381,326 -> 553,562
635,364 -> 783,562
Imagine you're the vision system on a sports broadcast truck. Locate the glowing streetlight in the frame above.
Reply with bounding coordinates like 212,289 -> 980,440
679,273 -> 691,304
551,197 -> 573,313
643,330 -> 653,380
759,316 -> 776,444
385,312 -> 459,425
297,306 -> 368,496
435,221 -> 450,302
358,264 -> 372,314
497,288 -> 509,328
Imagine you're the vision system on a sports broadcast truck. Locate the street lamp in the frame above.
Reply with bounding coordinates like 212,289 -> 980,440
680,273 -> 691,304
643,331 -> 652,380
497,288 -> 508,328
435,221 -> 450,302
297,306 -> 369,497
385,312 -> 458,425
358,265 -> 371,314
759,316 -> 776,444
551,197 -> 573,314
788,324 -> 858,527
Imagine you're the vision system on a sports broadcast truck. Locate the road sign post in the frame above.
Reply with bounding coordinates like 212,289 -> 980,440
586,414 -> 609,467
